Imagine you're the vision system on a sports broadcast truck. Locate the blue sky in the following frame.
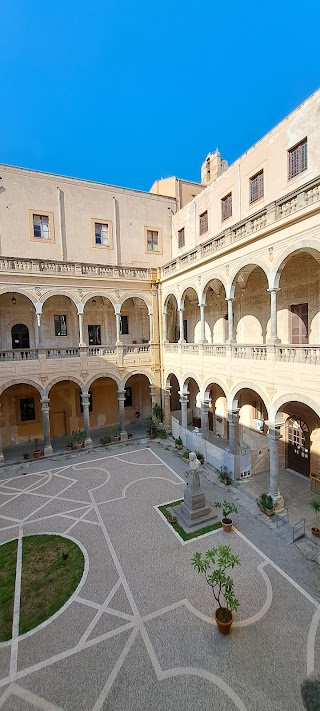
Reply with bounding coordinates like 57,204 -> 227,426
1,0 -> 319,192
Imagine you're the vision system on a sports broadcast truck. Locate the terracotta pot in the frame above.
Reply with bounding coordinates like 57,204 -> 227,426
214,608 -> 233,635
113,435 -> 120,442
167,514 -> 177,524
221,517 -> 233,532
73,442 -> 82,450
33,450 -> 41,459
311,527 -> 320,538
263,508 -> 274,517
149,434 -> 156,440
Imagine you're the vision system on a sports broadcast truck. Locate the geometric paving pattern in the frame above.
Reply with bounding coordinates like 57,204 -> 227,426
0,446 -> 319,710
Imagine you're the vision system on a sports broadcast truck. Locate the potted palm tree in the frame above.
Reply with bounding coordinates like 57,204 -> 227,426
113,425 -> 121,442
147,416 -> 157,440
33,439 -> 41,459
192,545 -> 240,635
152,403 -> 162,425
72,430 -> 85,450
309,498 -> 320,537
215,500 -> 238,532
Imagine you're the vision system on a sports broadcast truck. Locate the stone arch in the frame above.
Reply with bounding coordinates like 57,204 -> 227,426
228,382 -> 271,416
40,290 -> 79,307
228,258 -> 270,293
271,241 -> 320,289
200,275 -> 227,306
84,371 -> 123,392
123,370 -> 154,386
119,293 -> 151,309
164,369 -> 181,390
47,375 -> 84,393
163,292 -> 179,312
270,392 -> 320,422
82,292 -> 117,308
181,373 -> 202,394
0,378 -> 44,397
179,285 -> 200,310
0,288 -> 37,307
201,377 -> 228,400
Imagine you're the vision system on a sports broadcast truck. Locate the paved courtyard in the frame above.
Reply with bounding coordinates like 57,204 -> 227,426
0,444 -> 319,710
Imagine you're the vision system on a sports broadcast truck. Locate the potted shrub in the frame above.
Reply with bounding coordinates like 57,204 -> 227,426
257,492 -> 275,516
23,452 -> 30,460
33,439 -> 41,459
100,435 -> 111,446
192,545 -> 240,635
309,498 -> 320,538
72,430 -> 85,450
113,425 -> 121,442
182,449 -> 190,459
195,451 -> 204,465
152,403 -> 163,425
66,440 -> 73,451
215,500 -> 238,532
147,416 -> 158,440
218,466 -> 232,486
175,436 -> 183,450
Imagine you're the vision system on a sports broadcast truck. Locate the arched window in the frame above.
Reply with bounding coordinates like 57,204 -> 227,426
11,324 -> 30,350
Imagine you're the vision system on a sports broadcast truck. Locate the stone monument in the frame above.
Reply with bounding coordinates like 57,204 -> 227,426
174,452 -> 218,533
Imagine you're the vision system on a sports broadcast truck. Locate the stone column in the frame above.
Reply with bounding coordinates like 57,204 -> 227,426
162,311 -> 168,342
199,303 -> 207,343
115,311 -> 122,346
179,392 -> 189,430
268,288 -> 281,344
227,409 -> 239,454
77,305 -> 86,347
117,390 -> 128,440
149,384 -> 157,415
200,396 -> 210,441
178,308 -> 185,343
148,311 -> 154,344
81,393 -> 92,449
41,398 -> 53,456
0,404 -> 4,463
226,298 -> 235,343
35,303 -> 42,347
163,387 -> 171,431
267,424 -> 284,509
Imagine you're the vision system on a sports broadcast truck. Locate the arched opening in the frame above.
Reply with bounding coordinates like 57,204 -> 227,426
202,279 -> 227,343
11,324 -> 30,350
41,296 -> 78,349
277,252 -> 320,344
182,288 -> 199,343
0,293 -> 36,351
232,266 -> 269,344
88,376 -> 119,433
165,295 -> 179,343
120,298 -> 149,344
124,374 -> 152,425
183,377 -> 201,427
0,383 -> 42,450
207,383 -> 227,439
167,373 -> 180,414
233,388 -> 269,475
49,380 -> 82,438
275,401 -> 320,478
83,296 -> 116,346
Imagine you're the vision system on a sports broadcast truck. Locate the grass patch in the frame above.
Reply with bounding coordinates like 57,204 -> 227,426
158,500 -> 222,541
0,539 -> 18,641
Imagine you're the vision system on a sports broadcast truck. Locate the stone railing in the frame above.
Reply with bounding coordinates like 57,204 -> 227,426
46,348 -> 80,358
0,349 -> 38,361
275,345 -> 320,364
0,344 -> 152,362
203,345 -> 226,357
232,345 -> 267,360
0,258 -> 151,281
88,346 -> 116,356
161,175 -> 320,277
123,345 -> 150,354
164,342 -> 320,364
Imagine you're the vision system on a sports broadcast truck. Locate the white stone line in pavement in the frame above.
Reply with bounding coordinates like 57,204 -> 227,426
91,628 -> 139,711
0,475 -> 52,511
154,502 -> 221,546
63,506 -> 93,535
75,596 -> 102,610
71,465 -> 111,491
149,448 -> 186,483
0,683 -> 65,711
0,508 -> 97,534
139,624 -> 249,711
0,473 -> 51,493
307,603 -> 320,676
104,607 -> 135,622
112,454 -> 164,466
77,579 -> 122,646
22,480 -> 77,522
97,477 -> 182,506
9,524 -> 23,679
0,514 -> 22,524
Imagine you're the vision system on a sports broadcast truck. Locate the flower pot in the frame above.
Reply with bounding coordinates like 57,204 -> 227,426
221,517 -> 233,532
311,527 -> 320,538
167,514 -> 177,524
175,444 -> 183,450
113,435 -> 120,442
262,508 -> 274,517
149,434 -> 156,440
214,608 -> 233,635
33,450 -> 41,460
73,442 -> 82,450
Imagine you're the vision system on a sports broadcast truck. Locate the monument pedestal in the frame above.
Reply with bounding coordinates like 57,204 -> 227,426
174,468 -> 218,534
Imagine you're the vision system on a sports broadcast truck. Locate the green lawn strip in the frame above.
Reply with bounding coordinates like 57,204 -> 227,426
158,500 -> 222,541
0,539 -> 18,641
19,535 -> 84,635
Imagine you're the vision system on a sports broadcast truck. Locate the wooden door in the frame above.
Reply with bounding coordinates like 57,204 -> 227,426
51,411 -> 67,437
287,417 -> 310,477
290,303 -> 308,344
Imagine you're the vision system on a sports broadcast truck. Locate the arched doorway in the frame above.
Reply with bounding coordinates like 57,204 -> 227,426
124,374 -> 152,422
181,288 -> 200,343
206,383 -> 227,438
120,298 -> 150,344
49,380 -> 82,438
183,376 -> 201,427
0,383 -> 42,448
286,417 -> 310,477
232,265 -> 269,343
11,324 -> 30,349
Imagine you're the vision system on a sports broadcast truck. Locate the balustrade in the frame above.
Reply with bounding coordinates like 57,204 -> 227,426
0,349 -> 38,361
0,258 -> 151,280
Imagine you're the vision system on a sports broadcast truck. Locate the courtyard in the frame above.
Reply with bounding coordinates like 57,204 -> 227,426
0,443 -> 319,710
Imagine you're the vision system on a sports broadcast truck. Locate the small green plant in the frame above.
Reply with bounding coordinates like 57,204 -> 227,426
182,449 -> 190,459
175,436 -> 183,449
257,493 -> 274,512
215,500 -> 238,520
34,438 -> 40,452
112,425 -> 121,437
100,435 -> 111,446
218,466 -> 232,485
146,416 -> 158,436
195,451 -> 204,464
192,545 -> 240,623
309,498 -> 320,531
66,440 -> 73,450
152,403 -> 163,422
72,429 -> 85,442
23,452 -> 30,460
156,428 -> 167,439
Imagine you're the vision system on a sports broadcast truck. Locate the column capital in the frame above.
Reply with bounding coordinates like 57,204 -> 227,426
267,287 -> 280,294
117,390 -> 126,402
266,422 -> 283,440
225,296 -> 235,303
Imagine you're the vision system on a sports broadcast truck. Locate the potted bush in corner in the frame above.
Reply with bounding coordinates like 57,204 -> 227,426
192,545 -> 240,635
175,436 -> 183,450
309,498 -> 320,538
215,500 -> 238,532
257,492 -> 275,517
147,416 -> 157,440
218,466 -> 232,486
33,439 -> 41,459
72,430 -> 85,450
113,425 -> 121,442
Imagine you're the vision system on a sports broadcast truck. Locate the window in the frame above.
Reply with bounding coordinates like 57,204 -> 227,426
120,315 -> 129,335
146,229 -> 159,252
88,325 -> 101,345
124,387 -> 133,407
95,222 -> 109,246
250,170 -> 264,204
54,315 -> 67,336
199,211 -> 208,235
221,193 -> 232,221
20,398 -> 35,422
33,214 -> 49,239
290,303 -> 308,344
178,227 -> 185,248
288,138 -> 307,179
11,324 -> 30,349
80,392 -> 93,413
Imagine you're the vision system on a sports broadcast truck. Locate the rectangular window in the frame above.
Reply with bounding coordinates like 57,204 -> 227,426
54,315 -> 67,337
80,392 -> 93,413
178,227 -> 185,248
88,325 -> 101,345
146,229 -> 159,252
290,303 -> 308,344
120,315 -> 129,335
124,387 -> 133,407
288,138 -> 307,179
33,214 -> 49,239
20,398 -> 35,422
250,170 -> 264,204
199,211 -> 208,235
95,222 -> 109,246
221,193 -> 232,221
